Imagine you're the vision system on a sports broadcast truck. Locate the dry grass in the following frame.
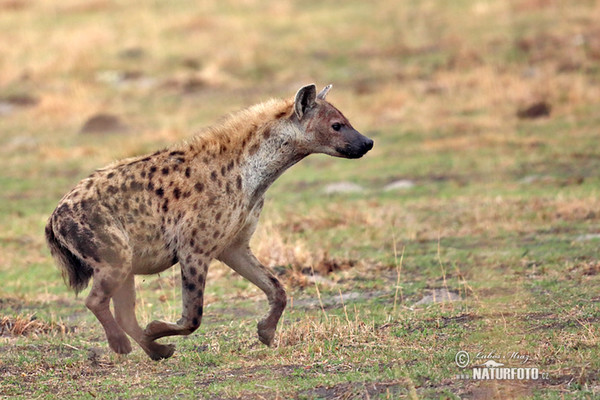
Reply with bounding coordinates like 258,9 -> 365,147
0,314 -> 72,337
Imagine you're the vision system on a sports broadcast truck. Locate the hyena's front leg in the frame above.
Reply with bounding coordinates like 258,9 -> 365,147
143,254 -> 209,343
218,246 -> 287,346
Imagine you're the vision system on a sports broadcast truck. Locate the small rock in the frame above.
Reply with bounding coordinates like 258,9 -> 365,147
323,181 -> 364,195
384,179 -> 415,191
517,101 -> 551,119
4,136 -> 38,151
415,288 -> 460,305
519,175 -> 553,184
0,102 -> 15,116
80,113 -> 129,134
575,234 -> 600,242
96,70 -> 156,90
118,47 -> 146,59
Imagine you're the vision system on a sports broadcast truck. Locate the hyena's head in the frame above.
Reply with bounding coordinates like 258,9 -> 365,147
292,84 -> 373,159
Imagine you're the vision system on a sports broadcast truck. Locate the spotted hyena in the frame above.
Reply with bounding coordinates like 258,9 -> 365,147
45,84 -> 374,360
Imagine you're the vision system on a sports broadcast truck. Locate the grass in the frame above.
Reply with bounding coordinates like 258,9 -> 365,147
1,0 -> 600,398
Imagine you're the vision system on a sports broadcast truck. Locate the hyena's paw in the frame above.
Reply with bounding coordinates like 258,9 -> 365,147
257,319 -> 275,346
107,332 -> 132,355
145,342 -> 176,361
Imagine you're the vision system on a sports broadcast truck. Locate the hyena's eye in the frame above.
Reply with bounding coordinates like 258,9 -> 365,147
331,123 -> 342,131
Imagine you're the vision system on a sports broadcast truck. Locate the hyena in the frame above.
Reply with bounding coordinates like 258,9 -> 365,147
45,84 -> 373,360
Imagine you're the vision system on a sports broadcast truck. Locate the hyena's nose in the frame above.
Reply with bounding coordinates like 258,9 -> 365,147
363,138 -> 374,152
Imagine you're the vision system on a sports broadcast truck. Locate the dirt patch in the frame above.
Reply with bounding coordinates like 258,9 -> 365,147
192,364 -> 304,387
80,113 -> 129,134
516,101 -> 551,119
297,380 -> 405,400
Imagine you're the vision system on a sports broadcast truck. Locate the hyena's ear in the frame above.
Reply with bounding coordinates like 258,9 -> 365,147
294,84 -> 317,120
317,84 -> 332,100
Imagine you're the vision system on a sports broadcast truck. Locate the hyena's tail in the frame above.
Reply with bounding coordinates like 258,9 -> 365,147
45,220 -> 93,295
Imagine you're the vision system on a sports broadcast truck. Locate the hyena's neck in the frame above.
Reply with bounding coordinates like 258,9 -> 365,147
239,121 -> 307,206
183,98 -> 301,206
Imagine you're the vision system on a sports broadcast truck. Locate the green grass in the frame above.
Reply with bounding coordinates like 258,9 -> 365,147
2,0 -> 600,399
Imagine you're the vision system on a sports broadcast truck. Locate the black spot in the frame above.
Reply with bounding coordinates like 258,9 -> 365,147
176,157 -> 185,163
65,220 -> 100,262
275,110 -> 287,118
212,230 -> 220,239
147,181 -> 155,192
85,180 -> 94,189
269,275 -> 282,288
185,167 -> 191,178
225,183 -> 231,194
169,151 -> 185,156
197,305 -> 203,317
183,191 -> 191,198
107,172 -> 115,179
262,127 -> 272,139
162,199 -> 169,212
211,171 -> 217,181
221,166 -> 226,176
195,183 -> 204,192
236,176 -> 242,190
156,187 -> 164,197
161,167 -> 169,175
106,186 -> 118,195
173,187 -> 181,199
192,318 -> 199,327
189,267 -> 197,276
148,166 -> 157,181
56,203 -> 71,215
130,181 -> 143,191
215,212 -> 222,222
227,160 -> 234,171
190,238 -> 195,247
186,282 -> 196,292
140,171 -> 147,178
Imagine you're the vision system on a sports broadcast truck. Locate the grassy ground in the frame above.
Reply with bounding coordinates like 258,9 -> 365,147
1,0 -> 600,398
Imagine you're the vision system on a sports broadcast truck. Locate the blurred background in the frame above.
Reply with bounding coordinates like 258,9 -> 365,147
1,0 -> 600,397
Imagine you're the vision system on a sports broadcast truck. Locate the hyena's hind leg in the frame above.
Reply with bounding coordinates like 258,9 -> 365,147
112,273 -> 176,360
85,263 -> 133,355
